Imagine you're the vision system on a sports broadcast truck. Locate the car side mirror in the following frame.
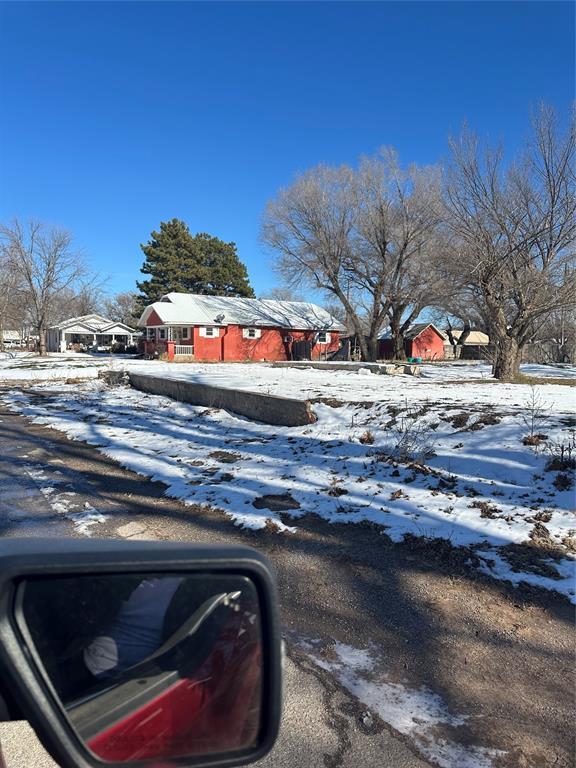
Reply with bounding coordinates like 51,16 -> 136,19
0,539 -> 282,768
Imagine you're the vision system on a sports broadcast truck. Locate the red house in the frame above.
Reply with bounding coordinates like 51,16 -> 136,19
378,323 -> 446,361
138,293 -> 343,362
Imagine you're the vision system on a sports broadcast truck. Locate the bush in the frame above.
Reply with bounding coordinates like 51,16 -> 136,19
553,473 -> 573,492
387,400 -> 436,462
545,433 -> 576,472
359,430 -> 375,445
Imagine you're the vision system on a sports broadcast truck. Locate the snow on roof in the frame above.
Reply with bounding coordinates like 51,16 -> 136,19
445,330 -> 490,345
379,323 -> 447,341
50,314 -> 136,333
138,293 -> 346,331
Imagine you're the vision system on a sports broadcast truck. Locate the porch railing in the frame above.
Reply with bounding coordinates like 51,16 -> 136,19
174,344 -> 194,357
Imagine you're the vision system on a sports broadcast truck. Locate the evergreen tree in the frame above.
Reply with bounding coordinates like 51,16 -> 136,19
192,232 -> 253,297
136,219 -> 254,309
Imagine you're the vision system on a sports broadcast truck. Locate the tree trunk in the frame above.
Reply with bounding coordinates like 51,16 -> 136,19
366,334 -> 379,362
38,326 -> 47,357
392,333 -> 405,360
354,333 -> 370,362
493,336 -> 521,381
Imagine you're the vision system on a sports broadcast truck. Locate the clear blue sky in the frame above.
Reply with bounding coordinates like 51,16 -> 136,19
0,1 -> 573,298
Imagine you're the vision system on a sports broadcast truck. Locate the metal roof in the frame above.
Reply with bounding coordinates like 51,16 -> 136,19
138,293 -> 346,331
49,314 -> 136,333
379,323 -> 447,341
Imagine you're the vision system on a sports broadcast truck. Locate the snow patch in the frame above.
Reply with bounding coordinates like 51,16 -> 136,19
301,638 -> 506,768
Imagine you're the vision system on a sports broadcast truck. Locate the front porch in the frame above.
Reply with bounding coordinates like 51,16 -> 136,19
62,332 -> 134,352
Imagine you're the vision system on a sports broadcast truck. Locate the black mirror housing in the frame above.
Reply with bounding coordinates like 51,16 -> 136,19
0,538 -> 282,768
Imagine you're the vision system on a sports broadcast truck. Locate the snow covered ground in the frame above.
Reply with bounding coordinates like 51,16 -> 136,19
0,352 -> 107,380
2,359 -> 575,602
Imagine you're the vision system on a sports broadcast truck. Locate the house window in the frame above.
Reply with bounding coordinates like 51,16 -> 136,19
159,328 -> 166,340
147,328 -> 155,340
181,327 -> 189,339
316,331 -> 331,344
242,327 -> 262,339
199,326 -> 218,338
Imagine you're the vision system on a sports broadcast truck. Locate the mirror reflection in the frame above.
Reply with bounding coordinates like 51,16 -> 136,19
19,573 -> 263,763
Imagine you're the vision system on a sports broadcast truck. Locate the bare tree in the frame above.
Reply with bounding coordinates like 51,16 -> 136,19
0,251 -> 25,351
262,164 -> 386,360
443,106 -> 576,381
262,153 -> 444,361
352,150 -> 444,359
0,219 -> 87,356
103,291 -> 139,326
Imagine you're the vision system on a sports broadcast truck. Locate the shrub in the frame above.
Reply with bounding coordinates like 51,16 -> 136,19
386,399 -> 436,463
545,433 -> 576,473
553,473 -> 573,492
359,430 -> 375,445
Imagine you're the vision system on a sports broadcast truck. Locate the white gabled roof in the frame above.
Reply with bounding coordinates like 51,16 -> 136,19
138,293 -> 346,332
49,314 -> 136,333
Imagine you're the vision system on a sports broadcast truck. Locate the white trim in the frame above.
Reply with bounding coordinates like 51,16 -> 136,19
242,327 -> 262,339
199,326 -> 219,338
316,331 -> 331,344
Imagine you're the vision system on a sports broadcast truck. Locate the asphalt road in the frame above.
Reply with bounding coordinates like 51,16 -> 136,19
0,404 -> 429,768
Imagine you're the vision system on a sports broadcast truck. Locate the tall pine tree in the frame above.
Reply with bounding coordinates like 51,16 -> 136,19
136,219 -> 254,310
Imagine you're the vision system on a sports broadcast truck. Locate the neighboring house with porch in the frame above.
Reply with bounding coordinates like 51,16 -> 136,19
46,314 -> 137,353
138,293 -> 344,361
379,323 -> 446,361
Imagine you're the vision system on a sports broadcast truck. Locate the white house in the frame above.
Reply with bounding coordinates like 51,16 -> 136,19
46,314 -> 137,353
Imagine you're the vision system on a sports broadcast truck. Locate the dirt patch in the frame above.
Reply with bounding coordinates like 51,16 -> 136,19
309,397 -> 345,408
327,486 -> 349,497
443,411 -> 470,428
467,413 -> 502,430
498,523 -> 568,580
208,450 -> 241,464
470,500 -> 501,518
522,433 -> 548,446
252,493 -> 301,511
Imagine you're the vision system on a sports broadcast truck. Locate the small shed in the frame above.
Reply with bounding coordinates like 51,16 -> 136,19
379,323 -> 446,361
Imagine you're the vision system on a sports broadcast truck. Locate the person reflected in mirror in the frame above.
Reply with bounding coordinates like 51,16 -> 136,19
83,577 -> 183,678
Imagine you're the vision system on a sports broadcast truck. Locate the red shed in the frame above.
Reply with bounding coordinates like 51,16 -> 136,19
378,323 -> 446,361
138,293 -> 343,362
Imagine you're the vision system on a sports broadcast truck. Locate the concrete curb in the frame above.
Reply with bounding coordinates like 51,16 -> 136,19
271,361 -> 421,376
128,372 -> 317,427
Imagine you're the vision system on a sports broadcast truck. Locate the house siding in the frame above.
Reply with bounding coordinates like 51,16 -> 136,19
408,327 -> 445,360
142,322 -> 340,362
379,327 -> 445,360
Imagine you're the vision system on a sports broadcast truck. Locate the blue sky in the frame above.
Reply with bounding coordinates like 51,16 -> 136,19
0,1 -> 573,298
